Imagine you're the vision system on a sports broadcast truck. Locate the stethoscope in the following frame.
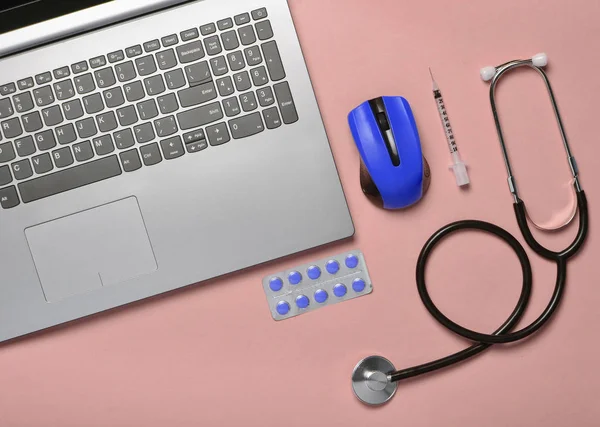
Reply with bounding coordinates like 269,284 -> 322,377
351,53 -> 589,406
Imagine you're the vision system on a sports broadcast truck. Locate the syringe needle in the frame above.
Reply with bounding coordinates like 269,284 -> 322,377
429,67 -> 439,91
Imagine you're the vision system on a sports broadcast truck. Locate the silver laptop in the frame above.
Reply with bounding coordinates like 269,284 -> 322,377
0,0 -> 354,343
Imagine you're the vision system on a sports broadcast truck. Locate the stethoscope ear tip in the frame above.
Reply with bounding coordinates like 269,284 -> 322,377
352,355 -> 398,406
480,66 -> 496,82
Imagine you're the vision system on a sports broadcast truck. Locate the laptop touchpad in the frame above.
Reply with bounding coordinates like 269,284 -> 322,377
25,197 -> 157,303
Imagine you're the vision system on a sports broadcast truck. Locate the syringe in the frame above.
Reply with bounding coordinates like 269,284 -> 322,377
429,68 -> 470,187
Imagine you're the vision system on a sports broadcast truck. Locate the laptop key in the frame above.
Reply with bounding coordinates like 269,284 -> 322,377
22,112 -> 43,133
95,67 -> 116,88
161,35 -> 178,47
35,130 -> 57,151
181,28 -> 199,41
217,76 -> 234,97
140,143 -> 162,166
18,155 -> 122,203
35,72 -> 52,85
206,122 -> 230,146
137,99 -> 159,120
0,186 -> 19,209
176,41 -> 205,64
73,141 -> 94,162
154,115 -> 178,138
53,80 -> 75,100
2,118 -> 23,139
235,13 -> 251,25
217,18 -> 234,31
76,117 -> 98,139
83,93 -> 104,115
229,112 -> 264,139
233,71 -> 251,92
116,61 -> 137,82
53,67 -> 71,79
0,165 -> 11,186
124,81 -> 145,102
12,159 -> 33,180
114,129 -> 135,149
250,66 -> 269,87
210,56 -> 228,76
0,98 -> 13,118
257,87 -> 275,106
92,135 -> 115,155
239,91 -> 258,112
0,142 -> 16,163
221,31 -> 239,51
52,147 -> 74,168
157,93 -> 179,114
176,101 -> 223,130
185,61 -> 211,86
274,82 -> 298,124
134,122 -> 155,143
32,153 -> 53,174
200,23 -> 216,36
252,8 -> 268,20
223,96 -> 241,117
15,136 -> 35,156
244,46 -> 262,66
116,105 -> 138,127
17,78 -> 34,90
42,105 -> 63,127
135,55 -> 157,76
120,149 -> 142,172
186,140 -> 208,154
74,74 -> 96,95
104,87 -> 125,108
262,41 -> 285,81
96,111 -> 118,133
90,56 -> 107,69
255,20 -> 273,40
63,99 -> 84,120
126,45 -> 143,58
227,51 -> 245,71
144,40 -> 161,53
144,75 -> 166,96
182,129 -> 205,144
108,50 -> 125,63
55,123 -> 76,145
71,61 -> 89,74
12,92 -> 34,113
262,107 -> 282,129
238,26 -> 257,46
34,85 -> 55,106
157,49 -> 177,70
178,82 -> 217,108
204,36 -> 223,56
165,69 -> 186,90
160,136 -> 184,160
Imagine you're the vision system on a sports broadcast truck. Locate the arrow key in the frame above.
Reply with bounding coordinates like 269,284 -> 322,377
160,135 -> 184,160
183,129 -> 205,144
206,122 -> 230,146
186,140 -> 208,154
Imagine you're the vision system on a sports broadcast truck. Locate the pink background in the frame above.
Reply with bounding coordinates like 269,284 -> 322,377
1,0 -> 600,425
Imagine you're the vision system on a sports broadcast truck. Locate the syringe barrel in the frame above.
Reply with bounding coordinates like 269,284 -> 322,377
434,90 -> 458,155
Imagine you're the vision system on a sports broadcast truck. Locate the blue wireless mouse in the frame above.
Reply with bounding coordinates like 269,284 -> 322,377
348,96 -> 430,209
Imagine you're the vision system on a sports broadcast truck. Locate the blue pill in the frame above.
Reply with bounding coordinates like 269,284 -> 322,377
333,283 -> 347,297
307,265 -> 321,280
296,295 -> 310,309
345,254 -> 359,269
269,277 -> 283,292
314,289 -> 328,303
276,301 -> 290,315
352,278 -> 366,293
326,260 -> 340,274
288,271 -> 302,285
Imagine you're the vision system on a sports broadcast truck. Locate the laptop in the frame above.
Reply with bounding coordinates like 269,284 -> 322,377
0,0 -> 354,343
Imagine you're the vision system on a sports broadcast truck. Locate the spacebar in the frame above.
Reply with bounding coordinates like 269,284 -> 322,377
19,156 -> 122,203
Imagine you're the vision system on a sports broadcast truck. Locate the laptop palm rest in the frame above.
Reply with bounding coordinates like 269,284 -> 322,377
25,197 -> 157,303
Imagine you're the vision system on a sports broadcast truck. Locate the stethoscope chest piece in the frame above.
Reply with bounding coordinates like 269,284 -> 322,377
351,355 -> 397,405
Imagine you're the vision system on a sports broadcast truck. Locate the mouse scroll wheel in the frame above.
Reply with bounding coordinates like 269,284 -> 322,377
376,112 -> 390,131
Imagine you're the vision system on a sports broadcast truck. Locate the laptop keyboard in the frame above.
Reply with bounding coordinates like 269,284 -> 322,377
0,7 -> 298,209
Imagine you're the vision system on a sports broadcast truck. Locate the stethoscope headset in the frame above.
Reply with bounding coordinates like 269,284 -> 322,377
351,53 -> 589,406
